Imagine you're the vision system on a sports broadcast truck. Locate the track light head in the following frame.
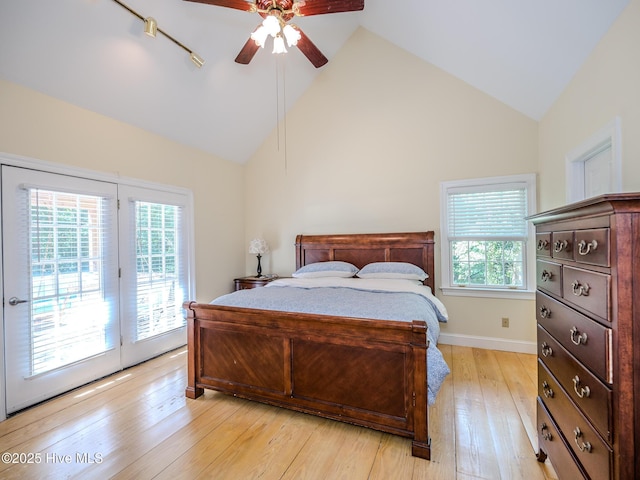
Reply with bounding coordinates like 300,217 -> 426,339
144,17 -> 157,37
190,52 -> 204,68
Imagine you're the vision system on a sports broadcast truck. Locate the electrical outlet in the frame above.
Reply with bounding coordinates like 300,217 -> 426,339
501,317 -> 509,328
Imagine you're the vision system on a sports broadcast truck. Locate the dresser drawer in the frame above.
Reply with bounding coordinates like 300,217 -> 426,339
562,266 -> 610,321
551,230 -> 574,260
536,292 -> 612,384
537,260 -> 562,297
536,232 -> 552,258
538,327 -> 612,443
574,228 -> 610,267
537,360 -> 612,480
537,397 -> 587,480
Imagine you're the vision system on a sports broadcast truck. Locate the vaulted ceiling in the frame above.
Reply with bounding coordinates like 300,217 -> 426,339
0,0 -> 630,164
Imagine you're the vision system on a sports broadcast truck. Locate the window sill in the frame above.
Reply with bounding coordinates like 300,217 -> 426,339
439,286 -> 535,300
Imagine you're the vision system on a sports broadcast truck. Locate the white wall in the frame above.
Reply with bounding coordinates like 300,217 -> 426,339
539,0 -> 640,210
0,79 -> 246,301
244,28 -> 540,351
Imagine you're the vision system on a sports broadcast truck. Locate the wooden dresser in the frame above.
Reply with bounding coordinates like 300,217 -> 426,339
530,194 -> 640,480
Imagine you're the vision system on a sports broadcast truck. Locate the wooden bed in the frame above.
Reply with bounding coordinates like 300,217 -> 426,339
184,231 -> 436,459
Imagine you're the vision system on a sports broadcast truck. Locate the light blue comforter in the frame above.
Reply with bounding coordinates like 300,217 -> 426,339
211,278 -> 450,404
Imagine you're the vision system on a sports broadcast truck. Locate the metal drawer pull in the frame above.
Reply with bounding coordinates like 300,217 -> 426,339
573,375 -> 591,398
571,281 -> 590,297
542,380 -> 554,398
539,305 -> 552,318
573,427 -> 592,453
537,239 -> 549,251
541,270 -> 553,282
578,239 -> 598,256
540,422 -> 553,441
570,326 -> 588,345
554,239 -> 568,253
541,342 -> 553,357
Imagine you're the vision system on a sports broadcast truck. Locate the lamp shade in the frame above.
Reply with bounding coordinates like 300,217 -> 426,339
262,15 -> 280,37
251,25 -> 269,48
283,24 -> 301,47
272,35 -> 287,54
249,238 -> 269,255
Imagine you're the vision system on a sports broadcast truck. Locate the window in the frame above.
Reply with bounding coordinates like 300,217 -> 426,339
118,185 -> 192,368
133,200 -> 186,342
440,174 -> 536,299
29,188 -> 115,376
566,117 -> 621,203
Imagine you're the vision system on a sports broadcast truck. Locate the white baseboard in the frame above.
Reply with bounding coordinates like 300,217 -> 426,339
438,333 -> 537,354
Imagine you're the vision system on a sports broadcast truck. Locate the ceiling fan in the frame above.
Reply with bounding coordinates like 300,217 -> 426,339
184,0 -> 365,68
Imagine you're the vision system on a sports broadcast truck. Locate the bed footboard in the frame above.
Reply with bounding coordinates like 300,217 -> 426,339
184,301 -> 431,460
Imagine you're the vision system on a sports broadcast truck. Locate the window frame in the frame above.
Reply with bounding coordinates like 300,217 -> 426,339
439,174 -> 537,300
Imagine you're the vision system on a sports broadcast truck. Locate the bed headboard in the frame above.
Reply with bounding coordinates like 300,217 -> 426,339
295,232 -> 435,291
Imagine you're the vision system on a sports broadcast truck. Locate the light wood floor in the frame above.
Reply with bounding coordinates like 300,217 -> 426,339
0,345 -> 559,480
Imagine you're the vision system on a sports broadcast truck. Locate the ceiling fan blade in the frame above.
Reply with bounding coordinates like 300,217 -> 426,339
183,0 -> 255,12
295,27 -> 328,68
295,0 -> 364,16
235,37 -> 261,64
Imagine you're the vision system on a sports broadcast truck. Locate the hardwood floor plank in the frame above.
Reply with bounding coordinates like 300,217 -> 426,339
194,406 -> 320,480
493,351 -> 538,449
472,348 -> 547,480
152,400 -> 277,479
280,413 -> 370,479
0,372 -> 189,479
451,345 -> 501,479
0,348 -> 187,453
0,348 -> 187,439
110,392 -> 246,480
411,343 -> 457,479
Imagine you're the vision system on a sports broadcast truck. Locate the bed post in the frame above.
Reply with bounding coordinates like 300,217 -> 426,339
411,320 -> 431,460
184,301 -> 204,399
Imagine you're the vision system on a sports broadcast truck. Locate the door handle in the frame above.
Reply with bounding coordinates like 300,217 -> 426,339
8,297 -> 29,306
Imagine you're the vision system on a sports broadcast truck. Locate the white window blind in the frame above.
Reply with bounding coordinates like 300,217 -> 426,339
128,200 -> 187,342
447,184 -> 528,240
29,188 -> 116,376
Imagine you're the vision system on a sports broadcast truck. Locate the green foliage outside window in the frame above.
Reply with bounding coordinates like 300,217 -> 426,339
452,240 -> 524,287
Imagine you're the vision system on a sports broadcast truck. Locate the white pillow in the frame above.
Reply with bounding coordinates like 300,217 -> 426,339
292,261 -> 359,278
356,262 -> 428,281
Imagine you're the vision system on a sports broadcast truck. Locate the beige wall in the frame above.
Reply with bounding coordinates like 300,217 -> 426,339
245,28 -> 539,349
539,0 -> 640,211
0,79 -> 245,302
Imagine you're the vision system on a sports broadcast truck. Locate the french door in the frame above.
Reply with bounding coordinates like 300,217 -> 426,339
118,185 -> 188,368
2,166 -> 190,414
2,166 -> 120,413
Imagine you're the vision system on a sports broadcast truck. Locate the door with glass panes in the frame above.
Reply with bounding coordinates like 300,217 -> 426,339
118,185 -> 188,368
2,166 -> 189,413
2,166 -> 120,413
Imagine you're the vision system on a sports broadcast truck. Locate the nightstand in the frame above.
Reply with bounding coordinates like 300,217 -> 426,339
234,275 -> 279,291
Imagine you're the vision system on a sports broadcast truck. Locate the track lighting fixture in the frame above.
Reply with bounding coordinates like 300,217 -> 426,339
112,0 -> 204,68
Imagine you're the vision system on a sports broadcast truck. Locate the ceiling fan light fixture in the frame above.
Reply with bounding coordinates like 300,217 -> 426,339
143,17 -> 157,37
282,24 -> 301,47
251,25 -> 269,48
262,15 -> 281,37
272,34 -> 287,54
